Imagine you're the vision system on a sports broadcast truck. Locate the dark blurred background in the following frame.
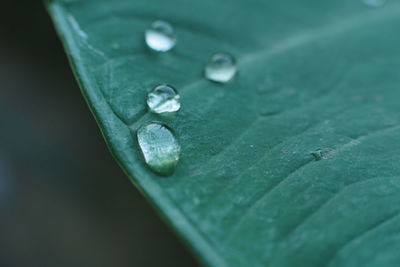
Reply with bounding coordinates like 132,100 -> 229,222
0,1 -> 196,266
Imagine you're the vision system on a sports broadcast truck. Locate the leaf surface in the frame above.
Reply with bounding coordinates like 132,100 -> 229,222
48,0 -> 400,266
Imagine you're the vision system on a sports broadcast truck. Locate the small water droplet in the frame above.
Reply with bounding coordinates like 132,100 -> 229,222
145,20 -> 176,52
137,122 -> 180,176
205,53 -> 237,83
147,84 -> 180,114
362,0 -> 386,7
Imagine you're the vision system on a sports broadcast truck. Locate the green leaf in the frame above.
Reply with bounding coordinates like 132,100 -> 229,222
47,0 -> 400,266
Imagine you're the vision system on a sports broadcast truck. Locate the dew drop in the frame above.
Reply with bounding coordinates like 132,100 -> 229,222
137,122 -> 180,176
145,20 -> 176,52
147,84 -> 180,115
205,53 -> 237,83
362,0 -> 386,7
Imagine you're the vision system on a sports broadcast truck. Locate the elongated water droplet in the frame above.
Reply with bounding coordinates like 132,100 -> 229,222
145,20 -> 176,52
147,84 -> 180,114
137,122 -> 180,176
205,53 -> 237,83
362,0 -> 386,7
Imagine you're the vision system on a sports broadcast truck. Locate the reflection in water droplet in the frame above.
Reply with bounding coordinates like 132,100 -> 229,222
137,122 -> 180,176
147,84 -> 180,115
362,0 -> 386,7
145,20 -> 176,52
205,53 -> 237,83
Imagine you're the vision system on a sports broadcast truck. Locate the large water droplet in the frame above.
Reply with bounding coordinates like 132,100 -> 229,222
147,84 -> 180,114
137,122 -> 180,176
205,53 -> 237,83
145,20 -> 176,52
362,0 -> 386,7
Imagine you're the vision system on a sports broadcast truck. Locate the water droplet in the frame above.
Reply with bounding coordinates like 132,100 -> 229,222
147,84 -> 180,115
362,0 -> 386,7
205,53 -> 237,83
137,122 -> 180,176
145,20 -> 176,52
